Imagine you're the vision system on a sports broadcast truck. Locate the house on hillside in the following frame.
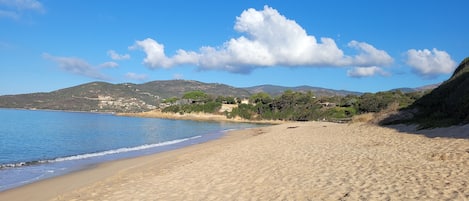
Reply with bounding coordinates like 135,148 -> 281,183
240,98 -> 249,104
319,102 -> 336,108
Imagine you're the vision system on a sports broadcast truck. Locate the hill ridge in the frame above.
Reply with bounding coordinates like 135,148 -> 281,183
382,57 -> 469,128
0,80 -> 252,112
0,79 -> 438,113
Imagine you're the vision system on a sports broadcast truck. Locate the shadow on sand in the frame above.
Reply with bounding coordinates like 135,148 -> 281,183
384,123 -> 469,139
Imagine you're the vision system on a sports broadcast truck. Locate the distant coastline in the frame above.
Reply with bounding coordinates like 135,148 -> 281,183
0,107 -> 115,115
0,107 -> 281,124
118,110 -> 283,124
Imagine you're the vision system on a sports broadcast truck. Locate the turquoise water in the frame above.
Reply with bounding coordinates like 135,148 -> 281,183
0,109 -> 261,191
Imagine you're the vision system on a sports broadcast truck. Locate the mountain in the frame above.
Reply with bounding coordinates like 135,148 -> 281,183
0,82 -> 155,112
0,78 -> 442,114
415,83 -> 441,91
389,83 -> 440,93
243,85 -> 362,97
0,80 -> 251,113
383,57 -> 469,128
138,80 -> 250,98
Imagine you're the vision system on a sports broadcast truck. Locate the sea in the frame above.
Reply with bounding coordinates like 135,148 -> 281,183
0,108 -> 262,191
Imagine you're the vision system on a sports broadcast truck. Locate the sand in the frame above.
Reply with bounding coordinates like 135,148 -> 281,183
1,122 -> 469,200
117,109 -> 284,124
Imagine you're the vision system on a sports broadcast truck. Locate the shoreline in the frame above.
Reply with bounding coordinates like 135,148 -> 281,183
0,131 -> 225,192
0,107 -> 116,115
117,109 -> 284,124
0,109 -> 268,194
1,107 -> 283,124
2,122 -> 469,200
0,125 -> 261,201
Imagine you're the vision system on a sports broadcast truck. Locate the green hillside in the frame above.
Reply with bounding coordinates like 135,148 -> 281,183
386,57 -> 469,128
244,85 -> 361,97
0,80 -> 251,113
138,80 -> 251,98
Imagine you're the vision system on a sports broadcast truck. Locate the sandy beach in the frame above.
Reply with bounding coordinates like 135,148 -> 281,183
1,121 -> 469,200
117,110 -> 284,124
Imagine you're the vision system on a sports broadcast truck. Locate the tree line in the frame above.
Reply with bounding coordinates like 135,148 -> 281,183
162,90 -> 425,122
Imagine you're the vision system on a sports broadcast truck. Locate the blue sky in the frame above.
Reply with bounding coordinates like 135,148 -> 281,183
1,0 -> 468,95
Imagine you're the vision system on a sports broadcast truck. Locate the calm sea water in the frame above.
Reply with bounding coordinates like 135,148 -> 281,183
0,109 -> 262,191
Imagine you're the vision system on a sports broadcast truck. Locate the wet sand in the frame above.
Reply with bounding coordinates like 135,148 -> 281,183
1,122 -> 469,200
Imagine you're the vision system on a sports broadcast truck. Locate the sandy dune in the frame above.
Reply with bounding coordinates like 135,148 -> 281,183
2,122 -> 469,200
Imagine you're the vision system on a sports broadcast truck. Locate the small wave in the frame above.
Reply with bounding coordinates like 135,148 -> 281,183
53,135 -> 202,162
0,160 -> 48,169
0,135 -> 202,169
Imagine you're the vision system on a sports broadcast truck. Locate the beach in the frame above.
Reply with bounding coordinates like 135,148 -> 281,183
1,121 -> 469,200
117,109 -> 285,124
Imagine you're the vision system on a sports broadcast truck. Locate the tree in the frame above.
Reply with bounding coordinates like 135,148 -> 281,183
216,96 -> 236,104
250,92 -> 272,105
182,91 -> 209,101
229,104 -> 255,119
162,97 -> 179,103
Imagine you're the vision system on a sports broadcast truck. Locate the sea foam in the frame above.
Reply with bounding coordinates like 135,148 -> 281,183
53,135 -> 202,162
1,135 -> 202,169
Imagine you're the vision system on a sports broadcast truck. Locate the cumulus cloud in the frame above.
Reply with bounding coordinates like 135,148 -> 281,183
347,66 -> 390,78
405,48 -> 456,77
129,38 -> 175,68
130,5 -> 392,74
107,50 -> 130,60
43,53 -> 109,80
347,41 -> 393,66
0,0 -> 45,19
125,72 -> 148,81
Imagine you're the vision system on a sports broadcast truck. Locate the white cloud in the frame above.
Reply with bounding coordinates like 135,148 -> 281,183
107,50 -> 130,60
99,61 -> 119,68
347,41 -> 393,66
405,48 -> 456,77
129,38 -> 174,68
347,66 -> 390,78
130,5 -> 392,74
0,0 -> 45,19
43,53 -> 109,80
125,72 -> 148,81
